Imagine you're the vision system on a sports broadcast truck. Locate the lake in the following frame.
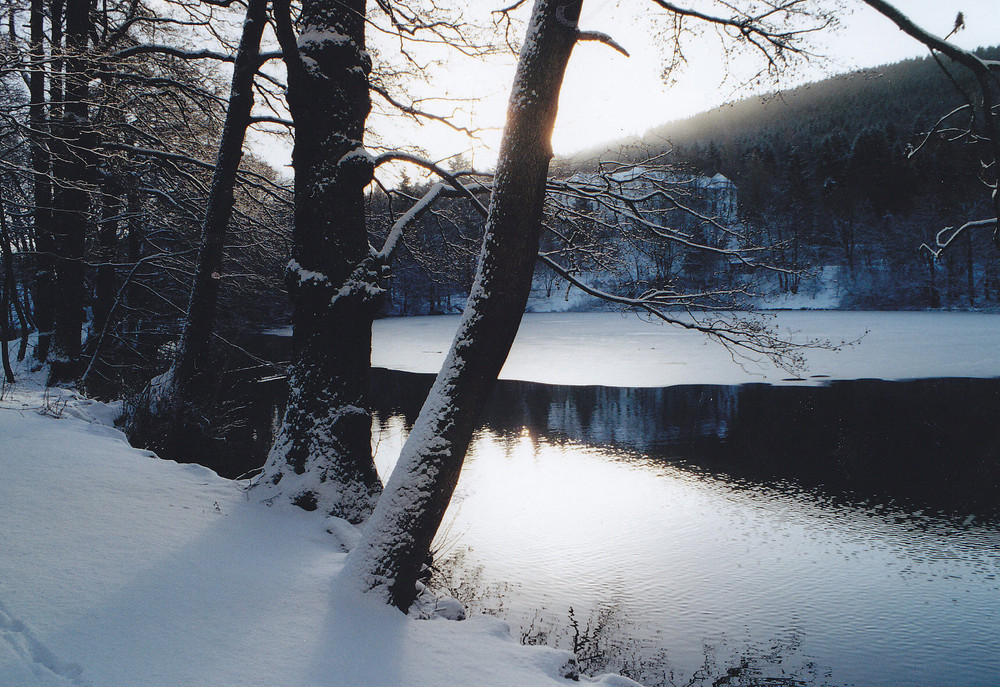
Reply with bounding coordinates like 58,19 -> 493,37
259,312 -> 1000,686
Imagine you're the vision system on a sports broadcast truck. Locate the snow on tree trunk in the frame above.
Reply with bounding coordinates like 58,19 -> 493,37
251,0 -> 382,524
343,0 -> 585,609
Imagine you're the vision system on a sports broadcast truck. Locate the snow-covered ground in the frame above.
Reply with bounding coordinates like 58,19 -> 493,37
371,310 -> 1000,387
0,369 -> 636,687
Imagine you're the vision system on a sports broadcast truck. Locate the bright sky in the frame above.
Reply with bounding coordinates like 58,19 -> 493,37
253,0 -> 1000,177
548,0 -> 1000,160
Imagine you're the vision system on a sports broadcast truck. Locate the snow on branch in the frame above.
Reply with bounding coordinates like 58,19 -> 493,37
373,182 -> 449,262
370,152 -> 492,262
373,151 -> 491,216
576,30 -> 630,57
863,0 -> 1000,258
907,104 -> 973,158
546,172 -> 791,273
920,217 -> 999,260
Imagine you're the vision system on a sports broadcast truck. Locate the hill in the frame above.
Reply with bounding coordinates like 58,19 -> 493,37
558,48 -> 1000,309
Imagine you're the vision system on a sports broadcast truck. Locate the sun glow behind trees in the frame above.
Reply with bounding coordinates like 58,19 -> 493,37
261,0 -> 996,176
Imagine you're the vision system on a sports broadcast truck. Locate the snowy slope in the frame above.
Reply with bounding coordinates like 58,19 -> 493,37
0,379 -> 636,687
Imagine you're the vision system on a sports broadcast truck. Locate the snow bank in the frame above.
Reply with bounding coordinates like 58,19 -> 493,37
0,376 -> 636,687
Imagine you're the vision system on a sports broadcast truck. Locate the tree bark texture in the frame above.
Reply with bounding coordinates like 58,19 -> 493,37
253,0 -> 382,524
344,0 -> 584,609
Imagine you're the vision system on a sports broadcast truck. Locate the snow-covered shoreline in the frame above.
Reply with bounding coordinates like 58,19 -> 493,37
0,372 -> 637,687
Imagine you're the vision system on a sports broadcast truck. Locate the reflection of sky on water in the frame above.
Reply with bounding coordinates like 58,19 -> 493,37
372,379 -> 1000,687
374,370 -> 1000,518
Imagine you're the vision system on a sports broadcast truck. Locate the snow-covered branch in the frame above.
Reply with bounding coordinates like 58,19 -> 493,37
920,217 -> 999,260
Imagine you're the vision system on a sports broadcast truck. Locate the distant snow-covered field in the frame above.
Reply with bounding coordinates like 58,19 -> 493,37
372,311 -> 1000,387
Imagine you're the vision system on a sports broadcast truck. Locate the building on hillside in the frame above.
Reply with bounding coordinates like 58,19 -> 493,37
558,166 -> 738,224
535,166 -> 746,309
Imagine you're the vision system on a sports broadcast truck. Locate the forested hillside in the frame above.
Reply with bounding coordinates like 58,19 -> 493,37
564,48 -> 1000,309
385,48 -> 1000,315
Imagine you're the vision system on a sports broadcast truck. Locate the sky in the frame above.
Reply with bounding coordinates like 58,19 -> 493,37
252,0 -> 1000,177
546,0 -> 1000,160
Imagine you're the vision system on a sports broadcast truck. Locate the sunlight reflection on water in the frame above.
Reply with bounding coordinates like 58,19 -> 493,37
373,406 -> 1000,687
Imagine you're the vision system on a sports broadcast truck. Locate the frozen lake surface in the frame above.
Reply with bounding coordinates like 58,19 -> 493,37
260,311 -> 1000,686
362,311 -> 1000,686
371,310 -> 1000,386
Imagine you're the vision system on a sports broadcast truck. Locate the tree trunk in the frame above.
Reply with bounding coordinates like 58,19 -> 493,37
47,0 -> 93,385
1,194 -> 15,383
344,0 -> 584,609
252,0 -> 382,524
124,179 -> 143,342
162,0 -> 268,420
91,174 -> 122,353
29,0 -> 55,364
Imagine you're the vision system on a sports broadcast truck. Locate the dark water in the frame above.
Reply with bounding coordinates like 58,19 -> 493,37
230,336 -> 1000,686
372,371 -> 1000,687
370,368 -> 1000,520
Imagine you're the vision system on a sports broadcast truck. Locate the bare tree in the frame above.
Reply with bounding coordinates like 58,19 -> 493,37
344,0 -> 589,610
344,0 -> 834,611
45,0 -> 97,384
249,0 -> 385,523
1,0 -> 293,392
252,0 -> 486,523
147,0 -> 271,448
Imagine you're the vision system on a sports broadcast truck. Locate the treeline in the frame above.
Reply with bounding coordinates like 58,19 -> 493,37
576,47 -> 1000,308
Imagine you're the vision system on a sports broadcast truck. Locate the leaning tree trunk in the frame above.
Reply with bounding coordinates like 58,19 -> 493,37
162,0 -> 267,414
344,0 -> 584,609
251,0 -> 382,524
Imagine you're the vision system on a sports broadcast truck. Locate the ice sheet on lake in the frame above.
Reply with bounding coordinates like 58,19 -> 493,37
372,311 -> 1000,387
